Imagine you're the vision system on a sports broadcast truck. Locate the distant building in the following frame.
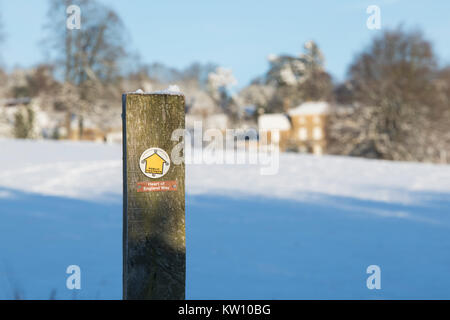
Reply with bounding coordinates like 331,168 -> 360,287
67,114 -> 105,142
258,101 -> 330,155
287,101 -> 329,155
258,113 -> 292,151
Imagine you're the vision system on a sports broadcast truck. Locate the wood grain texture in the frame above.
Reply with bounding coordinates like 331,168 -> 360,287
123,93 -> 185,300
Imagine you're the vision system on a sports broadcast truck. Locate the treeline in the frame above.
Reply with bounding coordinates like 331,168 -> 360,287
0,0 -> 448,163
232,28 -> 450,164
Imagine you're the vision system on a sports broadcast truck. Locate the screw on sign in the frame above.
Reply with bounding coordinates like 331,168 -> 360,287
122,91 -> 185,300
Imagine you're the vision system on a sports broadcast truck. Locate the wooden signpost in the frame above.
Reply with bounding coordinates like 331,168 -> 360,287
122,92 -> 185,300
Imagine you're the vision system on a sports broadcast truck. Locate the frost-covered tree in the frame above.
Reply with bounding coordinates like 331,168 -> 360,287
8,65 -> 59,99
267,54 -> 306,87
208,67 -> 237,93
235,83 -> 275,119
207,67 -> 237,116
237,83 -> 275,109
43,0 -> 127,138
44,0 -> 126,86
299,41 -> 333,101
265,41 -> 332,112
121,62 -> 221,119
328,27 -> 448,163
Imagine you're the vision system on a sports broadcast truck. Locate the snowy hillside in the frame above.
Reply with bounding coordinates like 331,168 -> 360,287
0,139 -> 450,299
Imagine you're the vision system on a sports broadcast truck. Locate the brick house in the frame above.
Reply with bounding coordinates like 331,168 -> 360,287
258,101 -> 330,155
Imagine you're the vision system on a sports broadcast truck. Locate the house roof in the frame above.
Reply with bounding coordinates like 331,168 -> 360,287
258,113 -> 291,130
288,101 -> 330,116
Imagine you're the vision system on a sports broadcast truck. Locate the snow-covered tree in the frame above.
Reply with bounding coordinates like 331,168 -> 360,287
44,0 -> 127,138
328,27 -> 449,163
267,54 -> 306,87
207,67 -> 237,116
299,41 -> 333,101
236,84 -> 275,109
265,41 -> 332,111
208,67 -> 237,92
301,41 -> 324,73
234,83 -> 276,119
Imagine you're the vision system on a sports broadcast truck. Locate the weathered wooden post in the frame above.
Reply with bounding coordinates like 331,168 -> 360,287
122,91 -> 185,300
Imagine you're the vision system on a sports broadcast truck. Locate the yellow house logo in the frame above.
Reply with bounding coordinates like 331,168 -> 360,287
139,148 -> 170,179
144,152 -> 167,175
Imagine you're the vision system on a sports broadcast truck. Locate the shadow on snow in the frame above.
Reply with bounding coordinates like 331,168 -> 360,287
0,187 -> 449,299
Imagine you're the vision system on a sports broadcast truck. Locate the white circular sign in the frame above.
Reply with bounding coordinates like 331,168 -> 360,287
139,147 -> 171,179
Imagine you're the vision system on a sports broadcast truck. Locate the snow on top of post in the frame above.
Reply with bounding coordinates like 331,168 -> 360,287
126,85 -> 184,96
152,85 -> 184,96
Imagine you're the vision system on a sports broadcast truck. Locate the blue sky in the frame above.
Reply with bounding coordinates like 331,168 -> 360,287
1,0 -> 449,87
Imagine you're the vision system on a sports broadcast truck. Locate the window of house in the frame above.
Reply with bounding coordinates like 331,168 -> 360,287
313,127 -> 322,140
298,128 -> 307,141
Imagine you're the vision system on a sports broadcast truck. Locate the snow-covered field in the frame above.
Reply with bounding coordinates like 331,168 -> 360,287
0,139 -> 450,299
